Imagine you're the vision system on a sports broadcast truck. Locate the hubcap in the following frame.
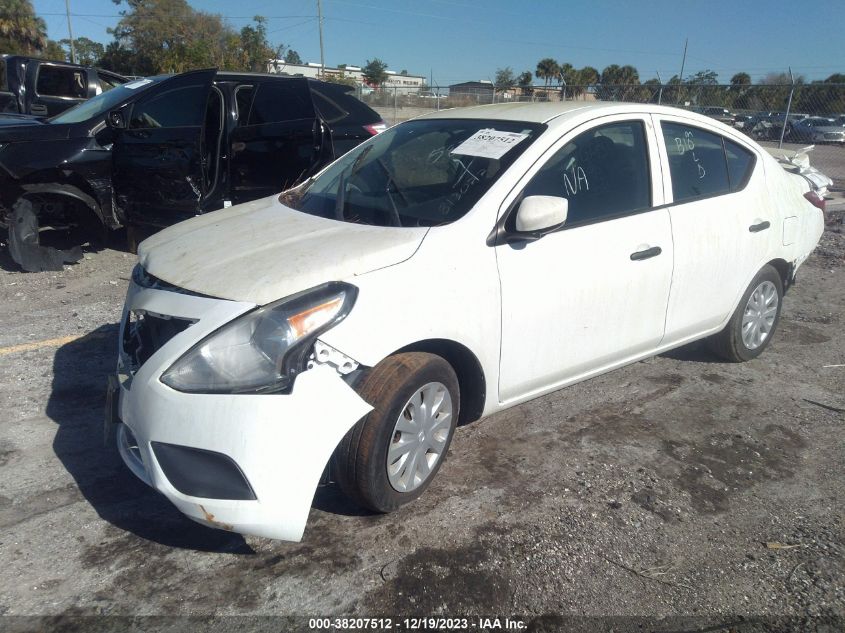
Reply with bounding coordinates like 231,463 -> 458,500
387,382 -> 453,493
741,280 -> 778,350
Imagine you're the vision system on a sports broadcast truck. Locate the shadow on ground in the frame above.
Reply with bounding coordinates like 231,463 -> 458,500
47,324 -> 254,554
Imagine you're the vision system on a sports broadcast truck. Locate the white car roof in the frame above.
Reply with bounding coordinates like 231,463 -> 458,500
419,101 -> 726,127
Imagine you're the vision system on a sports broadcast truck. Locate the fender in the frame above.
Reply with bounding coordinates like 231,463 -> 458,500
20,182 -> 114,228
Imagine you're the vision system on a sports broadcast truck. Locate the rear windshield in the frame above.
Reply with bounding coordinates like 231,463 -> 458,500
310,82 -> 380,125
285,118 -> 544,227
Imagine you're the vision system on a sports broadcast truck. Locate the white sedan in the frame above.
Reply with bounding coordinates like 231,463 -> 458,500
109,102 -> 826,541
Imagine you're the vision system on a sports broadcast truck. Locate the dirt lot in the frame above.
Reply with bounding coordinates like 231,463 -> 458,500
0,204 -> 843,632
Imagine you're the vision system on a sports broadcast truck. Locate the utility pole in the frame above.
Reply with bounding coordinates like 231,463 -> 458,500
65,0 -> 76,64
316,0 -> 325,79
677,37 -> 687,104
656,70 -> 663,105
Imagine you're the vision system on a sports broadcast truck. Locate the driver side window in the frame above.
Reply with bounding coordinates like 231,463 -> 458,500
129,85 -> 207,129
521,120 -> 651,226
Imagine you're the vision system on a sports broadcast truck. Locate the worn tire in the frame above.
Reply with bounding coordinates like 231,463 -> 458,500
708,264 -> 784,362
332,352 -> 459,513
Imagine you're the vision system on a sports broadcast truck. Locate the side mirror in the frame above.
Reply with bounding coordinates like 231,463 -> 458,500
106,109 -> 127,129
514,195 -> 568,234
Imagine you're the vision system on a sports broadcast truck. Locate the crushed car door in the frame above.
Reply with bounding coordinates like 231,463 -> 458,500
228,78 -> 320,204
112,69 -> 215,227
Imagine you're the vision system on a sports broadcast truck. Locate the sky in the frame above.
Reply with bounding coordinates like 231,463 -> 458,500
32,0 -> 845,86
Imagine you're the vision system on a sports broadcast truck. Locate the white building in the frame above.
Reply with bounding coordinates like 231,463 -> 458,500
266,61 -> 425,95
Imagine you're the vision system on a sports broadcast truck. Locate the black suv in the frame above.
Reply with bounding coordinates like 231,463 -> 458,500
0,55 -> 127,117
0,69 -> 386,270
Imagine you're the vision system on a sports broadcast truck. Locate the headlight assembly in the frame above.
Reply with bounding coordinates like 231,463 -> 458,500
160,282 -> 357,394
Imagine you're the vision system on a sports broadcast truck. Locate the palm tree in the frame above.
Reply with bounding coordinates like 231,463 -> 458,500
0,0 -> 47,55
535,58 -> 559,101
558,62 -> 573,100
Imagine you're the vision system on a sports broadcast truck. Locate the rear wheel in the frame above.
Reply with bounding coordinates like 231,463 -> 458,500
708,265 -> 783,362
332,352 -> 459,512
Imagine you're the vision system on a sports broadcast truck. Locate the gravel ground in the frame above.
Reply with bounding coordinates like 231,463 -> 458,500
0,205 -> 842,633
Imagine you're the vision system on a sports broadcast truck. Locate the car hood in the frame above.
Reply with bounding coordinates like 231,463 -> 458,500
138,195 -> 429,305
0,119 -> 73,142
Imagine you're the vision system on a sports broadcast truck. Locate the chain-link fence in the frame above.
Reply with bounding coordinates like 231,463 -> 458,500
358,83 -> 845,189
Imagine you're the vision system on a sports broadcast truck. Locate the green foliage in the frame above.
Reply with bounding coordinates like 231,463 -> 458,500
60,36 -> 105,66
323,70 -> 357,87
107,1 -> 289,74
494,66 -> 515,94
535,57 -> 559,92
284,49 -> 302,64
362,58 -> 389,87
41,39 -> 66,61
0,0 -> 46,55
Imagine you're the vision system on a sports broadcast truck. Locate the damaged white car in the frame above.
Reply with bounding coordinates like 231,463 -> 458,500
109,102 -> 827,541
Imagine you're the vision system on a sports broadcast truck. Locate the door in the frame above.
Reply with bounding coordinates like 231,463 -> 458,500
496,117 -> 673,403
112,70 -> 216,227
655,118 -> 771,342
228,78 -> 319,203
30,62 -> 89,116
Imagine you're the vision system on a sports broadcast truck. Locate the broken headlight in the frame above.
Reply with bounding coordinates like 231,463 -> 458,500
160,282 -> 357,394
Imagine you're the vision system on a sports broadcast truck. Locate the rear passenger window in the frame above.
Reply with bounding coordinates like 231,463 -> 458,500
661,122 -> 730,202
36,65 -> 87,98
310,88 -> 347,124
0,60 -> 7,92
520,120 -> 651,226
725,140 -> 755,191
247,81 -> 314,125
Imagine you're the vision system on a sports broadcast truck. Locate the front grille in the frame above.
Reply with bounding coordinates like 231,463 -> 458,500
122,311 -> 193,373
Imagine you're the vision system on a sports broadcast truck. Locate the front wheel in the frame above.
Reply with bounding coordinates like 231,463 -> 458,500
708,264 -> 784,362
332,352 -> 459,512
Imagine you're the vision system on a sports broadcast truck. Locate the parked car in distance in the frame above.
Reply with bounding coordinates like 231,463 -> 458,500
110,102 -> 826,542
697,106 -> 735,125
0,54 -> 127,117
789,116 -> 845,144
0,69 -> 386,271
733,114 -> 753,130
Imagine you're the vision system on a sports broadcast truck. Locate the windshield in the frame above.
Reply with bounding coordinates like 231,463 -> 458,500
284,118 -> 544,227
49,78 -> 160,124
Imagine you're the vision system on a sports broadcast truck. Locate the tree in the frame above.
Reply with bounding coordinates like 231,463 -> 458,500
535,57 -> 559,98
109,0 -> 287,73
41,39 -> 66,61
558,62 -> 575,100
0,0 -> 47,55
98,41 -> 136,74
729,72 -> 752,110
60,36 -> 104,66
494,66 -> 515,95
730,72 -> 751,87
284,48 -> 302,64
239,16 -> 279,72
517,70 -> 533,96
362,58 -> 389,88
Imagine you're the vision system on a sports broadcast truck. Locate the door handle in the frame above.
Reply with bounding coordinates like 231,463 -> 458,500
749,220 -> 770,233
630,246 -> 662,261
232,141 -> 246,152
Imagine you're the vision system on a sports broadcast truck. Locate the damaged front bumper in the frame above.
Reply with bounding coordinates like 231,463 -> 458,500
113,281 -> 372,541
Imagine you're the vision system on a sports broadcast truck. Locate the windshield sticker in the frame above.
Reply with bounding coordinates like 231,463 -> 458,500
124,79 -> 153,90
451,129 -> 529,160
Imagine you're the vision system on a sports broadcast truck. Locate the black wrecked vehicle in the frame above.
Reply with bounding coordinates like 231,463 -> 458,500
0,69 -> 386,271
1,54 -> 127,117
